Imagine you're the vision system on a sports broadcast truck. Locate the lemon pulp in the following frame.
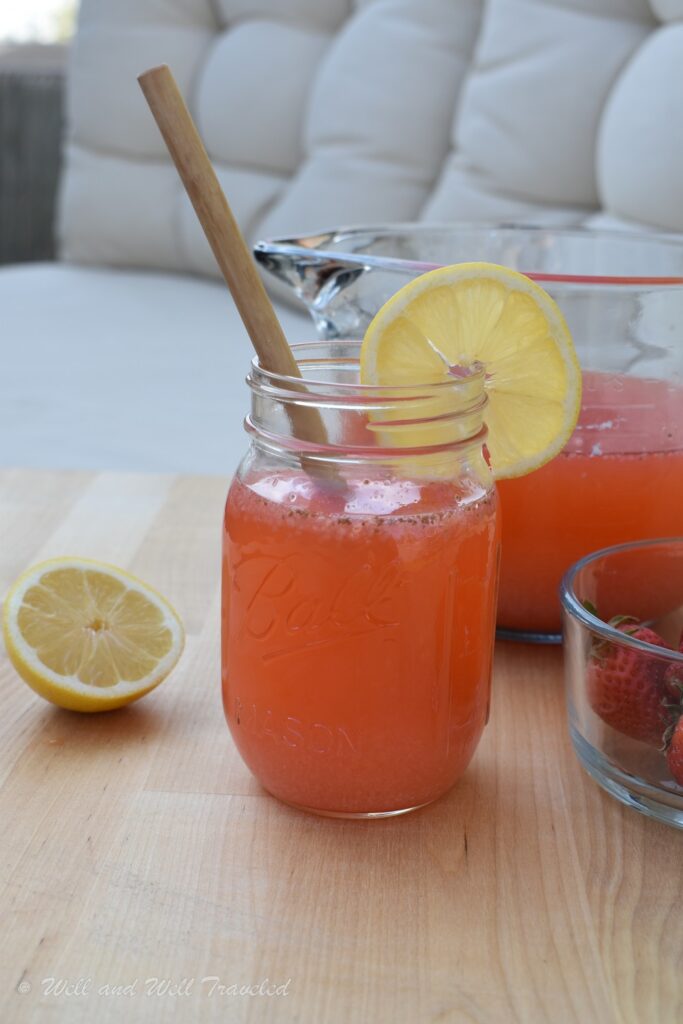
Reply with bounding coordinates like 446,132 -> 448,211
359,262 -> 581,479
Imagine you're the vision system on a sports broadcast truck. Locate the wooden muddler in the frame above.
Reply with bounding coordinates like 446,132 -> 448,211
137,64 -> 331,453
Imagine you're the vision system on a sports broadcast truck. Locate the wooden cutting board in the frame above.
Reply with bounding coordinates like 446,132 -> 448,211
0,469 -> 681,1024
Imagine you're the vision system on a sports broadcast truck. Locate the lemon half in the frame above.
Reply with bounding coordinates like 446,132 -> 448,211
2,558 -> 185,712
359,262 -> 581,478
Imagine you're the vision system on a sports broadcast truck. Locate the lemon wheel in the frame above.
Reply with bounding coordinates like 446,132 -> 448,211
360,262 -> 581,479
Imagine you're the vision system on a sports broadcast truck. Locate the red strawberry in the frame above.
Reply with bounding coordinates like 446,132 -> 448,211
666,716 -> 683,787
663,629 -> 683,703
587,619 -> 673,746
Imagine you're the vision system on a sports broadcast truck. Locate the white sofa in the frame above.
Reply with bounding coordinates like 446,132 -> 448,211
3,0 -> 683,474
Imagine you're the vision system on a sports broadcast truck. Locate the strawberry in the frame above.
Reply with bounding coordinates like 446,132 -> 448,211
663,629 -> 683,703
665,716 -> 683,787
587,618 -> 673,746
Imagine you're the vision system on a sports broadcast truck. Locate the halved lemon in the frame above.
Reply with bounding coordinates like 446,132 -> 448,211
2,558 -> 185,712
360,262 -> 581,478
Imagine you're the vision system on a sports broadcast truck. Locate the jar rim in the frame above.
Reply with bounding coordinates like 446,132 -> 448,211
245,340 -> 489,458
248,340 -> 487,396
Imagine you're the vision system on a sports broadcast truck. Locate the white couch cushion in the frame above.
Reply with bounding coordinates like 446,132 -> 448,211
598,24 -> 683,231
425,0 -> 654,223
0,264 -> 310,474
58,0 -> 484,273
59,0 -> 683,276
198,22 -> 330,177
259,0 -> 482,240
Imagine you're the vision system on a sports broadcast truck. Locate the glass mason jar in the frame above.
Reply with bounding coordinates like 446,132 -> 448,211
221,341 -> 500,818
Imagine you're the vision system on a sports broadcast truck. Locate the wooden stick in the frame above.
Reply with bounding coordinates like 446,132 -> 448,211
137,64 -> 330,452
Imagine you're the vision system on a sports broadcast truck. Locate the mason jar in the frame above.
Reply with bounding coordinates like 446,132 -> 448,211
221,341 -> 499,817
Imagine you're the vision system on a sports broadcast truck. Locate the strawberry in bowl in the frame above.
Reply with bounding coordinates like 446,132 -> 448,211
561,538 -> 683,829
586,614 -> 676,747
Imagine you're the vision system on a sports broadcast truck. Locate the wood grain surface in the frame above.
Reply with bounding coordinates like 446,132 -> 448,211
0,469 -> 681,1024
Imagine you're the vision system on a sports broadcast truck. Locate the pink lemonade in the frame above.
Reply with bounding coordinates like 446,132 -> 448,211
497,373 -> 683,634
222,470 -> 499,816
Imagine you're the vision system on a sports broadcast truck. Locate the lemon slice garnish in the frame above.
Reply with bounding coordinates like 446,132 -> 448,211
360,262 -> 581,478
2,558 -> 185,712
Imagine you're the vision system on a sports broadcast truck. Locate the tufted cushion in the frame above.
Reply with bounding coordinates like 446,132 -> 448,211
598,23 -> 683,231
58,0 -> 482,272
424,0 -> 656,224
59,0 -> 683,278
259,0 -> 482,240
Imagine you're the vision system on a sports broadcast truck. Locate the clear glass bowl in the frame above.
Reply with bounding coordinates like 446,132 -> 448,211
561,538 -> 683,828
256,224 -> 683,641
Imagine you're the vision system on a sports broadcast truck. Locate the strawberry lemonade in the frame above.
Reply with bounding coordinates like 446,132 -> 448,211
223,471 -> 498,815
497,373 -> 683,635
